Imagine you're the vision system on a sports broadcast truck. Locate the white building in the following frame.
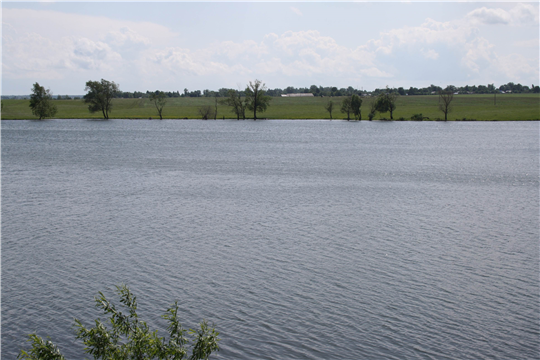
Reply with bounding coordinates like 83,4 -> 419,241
281,93 -> 314,97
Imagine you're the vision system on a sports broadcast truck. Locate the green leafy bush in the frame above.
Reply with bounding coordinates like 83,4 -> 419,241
19,285 -> 219,360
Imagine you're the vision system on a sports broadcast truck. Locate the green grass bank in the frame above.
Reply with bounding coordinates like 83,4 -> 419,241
2,94 -> 539,120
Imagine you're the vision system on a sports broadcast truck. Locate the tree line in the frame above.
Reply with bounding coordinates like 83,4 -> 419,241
28,79 -> 273,120
27,78 -> 536,120
104,81 -> 540,100
386,82 -> 540,96
9,80 -> 539,102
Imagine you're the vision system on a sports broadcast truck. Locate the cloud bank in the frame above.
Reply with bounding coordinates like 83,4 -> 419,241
2,4 -> 538,94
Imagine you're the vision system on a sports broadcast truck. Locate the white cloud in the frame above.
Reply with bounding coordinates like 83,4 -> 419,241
467,7 -> 511,25
420,48 -> 439,60
3,7 -> 388,88
367,17 -> 482,73
267,30 -> 375,69
514,39 -> 540,48
255,57 -> 285,75
290,7 -> 303,17
2,8 -> 175,81
369,3 -> 538,60
71,38 -> 122,70
105,27 -> 150,47
144,47 -> 251,77
212,40 -> 268,60
491,53 -> 539,80
259,31 -> 378,77
2,4 -> 538,93
360,68 -> 393,78
466,4 -> 539,26
273,30 -> 331,55
3,32 -> 122,79
368,17 -> 475,58
462,37 -> 495,72
509,3 -> 539,24
140,30 -> 381,81
361,5 -> 538,85
2,8 -> 177,48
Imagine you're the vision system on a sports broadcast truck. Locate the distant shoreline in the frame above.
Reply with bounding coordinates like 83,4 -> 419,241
2,94 -> 539,121
3,118 -> 538,122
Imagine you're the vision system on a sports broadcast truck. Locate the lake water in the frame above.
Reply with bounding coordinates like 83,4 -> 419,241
2,119 -> 538,359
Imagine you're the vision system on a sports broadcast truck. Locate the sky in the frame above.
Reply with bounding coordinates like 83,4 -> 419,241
2,1 -> 539,95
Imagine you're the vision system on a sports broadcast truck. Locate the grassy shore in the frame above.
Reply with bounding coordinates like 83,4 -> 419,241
2,94 -> 539,120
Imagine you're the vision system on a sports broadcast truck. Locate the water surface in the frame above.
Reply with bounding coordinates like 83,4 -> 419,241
2,119 -> 538,359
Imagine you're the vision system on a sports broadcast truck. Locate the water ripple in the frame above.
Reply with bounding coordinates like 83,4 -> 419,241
2,120 -> 538,359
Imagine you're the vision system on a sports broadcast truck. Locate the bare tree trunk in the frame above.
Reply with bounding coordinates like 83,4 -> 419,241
439,91 -> 453,121
253,87 -> 258,120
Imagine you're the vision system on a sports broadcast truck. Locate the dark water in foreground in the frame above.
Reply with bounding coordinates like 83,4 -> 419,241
2,119 -> 539,359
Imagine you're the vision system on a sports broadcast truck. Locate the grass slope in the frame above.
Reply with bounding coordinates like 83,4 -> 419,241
2,94 -> 539,120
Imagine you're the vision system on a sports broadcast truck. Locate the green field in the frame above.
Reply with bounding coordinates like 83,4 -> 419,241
2,94 -> 539,120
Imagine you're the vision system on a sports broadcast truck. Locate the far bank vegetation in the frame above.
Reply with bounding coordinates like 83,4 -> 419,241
3,81 -> 538,121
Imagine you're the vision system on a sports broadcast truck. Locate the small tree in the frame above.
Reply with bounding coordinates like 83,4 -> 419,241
198,105 -> 215,120
220,90 -> 246,120
374,87 -> 398,120
438,90 -> 454,121
245,79 -> 271,120
149,91 -> 167,120
18,285 -> 220,360
324,100 -> 334,120
84,79 -> 119,119
29,83 -> 57,120
351,94 -> 362,120
340,97 -> 353,120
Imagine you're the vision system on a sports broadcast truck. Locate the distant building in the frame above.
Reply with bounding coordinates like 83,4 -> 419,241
281,93 -> 314,97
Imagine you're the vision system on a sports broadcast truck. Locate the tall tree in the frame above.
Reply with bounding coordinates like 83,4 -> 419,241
351,94 -> 363,120
84,79 -> 119,119
438,90 -> 454,121
245,80 -> 271,120
149,91 -> 167,120
29,83 -> 57,120
340,97 -> 353,120
324,100 -> 334,120
374,87 -> 398,120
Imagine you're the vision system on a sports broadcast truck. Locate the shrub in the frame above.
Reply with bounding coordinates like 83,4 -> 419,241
18,285 -> 220,360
